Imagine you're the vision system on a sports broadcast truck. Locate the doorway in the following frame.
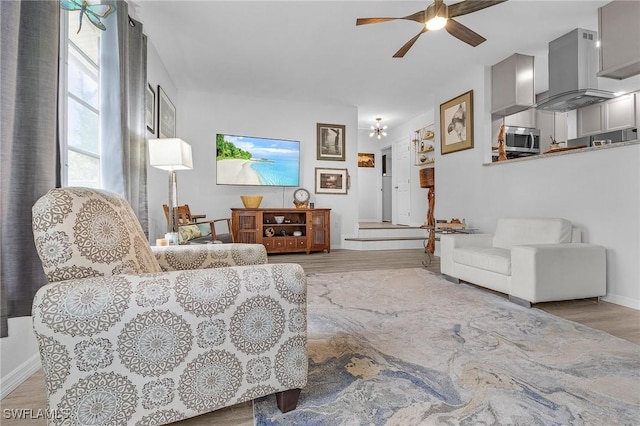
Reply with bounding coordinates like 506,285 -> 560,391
394,137 -> 411,225
381,147 -> 392,222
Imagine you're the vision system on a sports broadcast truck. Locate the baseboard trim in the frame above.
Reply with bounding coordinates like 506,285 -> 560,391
441,274 -> 460,284
602,293 -> 640,310
508,295 -> 532,308
1,353 -> 41,399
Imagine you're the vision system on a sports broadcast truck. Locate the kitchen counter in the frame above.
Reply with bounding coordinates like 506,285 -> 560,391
484,139 -> 639,166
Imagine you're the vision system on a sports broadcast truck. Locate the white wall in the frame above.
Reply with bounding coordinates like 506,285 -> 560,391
357,128 -> 384,222
431,64 -> 640,309
0,318 -> 41,398
147,90 -> 359,247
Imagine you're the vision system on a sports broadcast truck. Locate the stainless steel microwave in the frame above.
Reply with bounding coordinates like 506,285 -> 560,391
503,126 -> 540,156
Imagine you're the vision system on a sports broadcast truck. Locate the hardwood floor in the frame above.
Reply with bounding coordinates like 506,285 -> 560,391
2,249 -> 637,425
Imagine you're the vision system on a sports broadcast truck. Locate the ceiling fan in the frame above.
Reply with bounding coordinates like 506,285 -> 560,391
356,0 -> 507,58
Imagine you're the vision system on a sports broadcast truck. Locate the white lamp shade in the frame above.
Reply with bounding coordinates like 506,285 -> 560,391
148,138 -> 193,170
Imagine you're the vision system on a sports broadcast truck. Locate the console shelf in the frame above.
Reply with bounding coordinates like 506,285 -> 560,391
231,208 -> 331,254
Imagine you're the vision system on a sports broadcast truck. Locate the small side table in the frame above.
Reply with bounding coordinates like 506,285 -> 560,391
420,224 -> 477,266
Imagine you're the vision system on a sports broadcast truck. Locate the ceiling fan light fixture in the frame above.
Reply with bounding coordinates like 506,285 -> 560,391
426,16 -> 447,31
425,2 -> 448,31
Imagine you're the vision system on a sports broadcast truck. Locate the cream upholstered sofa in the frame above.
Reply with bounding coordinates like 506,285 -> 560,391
31,187 -> 307,425
440,217 -> 606,307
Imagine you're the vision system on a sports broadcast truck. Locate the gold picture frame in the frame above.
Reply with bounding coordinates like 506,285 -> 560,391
317,123 -> 346,161
357,153 -> 375,168
440,90 -> 473,155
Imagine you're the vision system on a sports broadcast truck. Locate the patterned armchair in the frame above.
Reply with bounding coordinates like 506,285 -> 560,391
31,187 -> 307,426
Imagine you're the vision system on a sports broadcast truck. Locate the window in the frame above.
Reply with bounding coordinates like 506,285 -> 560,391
60,12 -> 102,188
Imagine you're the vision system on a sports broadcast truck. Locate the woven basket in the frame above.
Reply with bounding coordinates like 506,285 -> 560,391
240,195 -> 263,208
419,168 -> 435,188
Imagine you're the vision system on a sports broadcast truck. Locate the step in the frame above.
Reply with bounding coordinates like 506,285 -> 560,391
358,223 -> 422,230
355,228 -> 427,239
344,236 -> 425,242
342,236 -> 426,251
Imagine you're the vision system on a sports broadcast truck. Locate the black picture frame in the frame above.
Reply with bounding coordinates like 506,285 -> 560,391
157,85 -> 176,138
145,83 -> 155,133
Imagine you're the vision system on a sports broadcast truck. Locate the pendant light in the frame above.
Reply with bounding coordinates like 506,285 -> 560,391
369,117 -> 388,139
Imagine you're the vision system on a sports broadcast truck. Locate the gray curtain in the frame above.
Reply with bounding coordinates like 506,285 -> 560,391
101,1 -> 149,234
0,2 -> 60,337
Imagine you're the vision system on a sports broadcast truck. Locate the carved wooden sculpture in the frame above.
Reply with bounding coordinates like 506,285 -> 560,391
426,187 -> 436,254
497,123 -> 507,161
419,167 -> 436,255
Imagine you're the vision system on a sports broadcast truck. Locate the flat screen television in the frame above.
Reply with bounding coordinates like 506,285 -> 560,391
216,134 -> 300,186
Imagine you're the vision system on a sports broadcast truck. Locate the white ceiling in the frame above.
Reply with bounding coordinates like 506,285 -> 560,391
135,0 -> 615,130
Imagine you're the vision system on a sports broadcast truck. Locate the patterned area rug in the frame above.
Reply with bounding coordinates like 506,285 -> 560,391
253,268 -> 640,425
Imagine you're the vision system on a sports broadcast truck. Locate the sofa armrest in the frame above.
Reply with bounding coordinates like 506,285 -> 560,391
32,263 -> 307,423
440,234 -> 494,276
511,243 -> 606,303
152,243 -> 267,271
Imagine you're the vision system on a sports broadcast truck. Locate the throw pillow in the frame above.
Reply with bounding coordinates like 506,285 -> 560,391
178,224 -> 202,242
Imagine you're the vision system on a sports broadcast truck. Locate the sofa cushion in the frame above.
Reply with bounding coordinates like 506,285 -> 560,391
453,247 -> 512,276
493,218 -> 572,250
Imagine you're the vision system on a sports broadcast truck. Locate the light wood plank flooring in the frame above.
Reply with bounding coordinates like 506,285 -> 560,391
2,249 -> 637,425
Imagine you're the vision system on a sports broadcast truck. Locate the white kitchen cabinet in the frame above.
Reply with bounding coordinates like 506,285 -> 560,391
578,103 -> 605,137
491,54 -> 535,116
537,110 -> 568,153
598,0 -> 640,80
504,108 -> 536,128
554,112 -> 568,143
577,93 -> 636,136
605,94 -> 636,131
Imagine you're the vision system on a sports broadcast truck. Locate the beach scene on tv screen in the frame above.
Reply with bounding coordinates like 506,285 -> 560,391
216,134 -> 300,186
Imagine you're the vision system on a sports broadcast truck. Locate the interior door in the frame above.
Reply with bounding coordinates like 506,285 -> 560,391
394,138 -> 411,225
381,147 -> 392,222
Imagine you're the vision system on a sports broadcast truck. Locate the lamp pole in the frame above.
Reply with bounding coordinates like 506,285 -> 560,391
168,169 -> 178,233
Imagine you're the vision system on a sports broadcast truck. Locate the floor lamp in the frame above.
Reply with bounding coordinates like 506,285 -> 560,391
149,138 -> 193,244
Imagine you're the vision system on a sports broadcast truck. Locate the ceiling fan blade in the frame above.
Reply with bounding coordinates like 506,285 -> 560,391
449,0 -> 508,18
401,10 -> 427,24
356,10 -> 425,26
393,27 -> 428,58
356,17 -> 398,26
445,18 -> 486,47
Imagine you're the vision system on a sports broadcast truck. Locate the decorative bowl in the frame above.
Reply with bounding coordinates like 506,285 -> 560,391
274,215 -> 285,224
240,195 -> 263,208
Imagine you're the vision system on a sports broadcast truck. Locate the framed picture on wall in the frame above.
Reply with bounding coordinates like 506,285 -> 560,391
317,123 -> 346,161
358,153 -> 375,168
145,84 -> 155,133
440,90 -> 474,154
315,167 -> 349,194
157,85 -> 176,138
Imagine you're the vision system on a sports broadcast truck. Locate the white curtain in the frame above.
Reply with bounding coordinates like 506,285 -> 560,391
0,1 -> 60,337
100,0 -> 149,234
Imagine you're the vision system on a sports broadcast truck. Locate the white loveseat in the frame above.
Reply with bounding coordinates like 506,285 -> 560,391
440,217 -> 606,307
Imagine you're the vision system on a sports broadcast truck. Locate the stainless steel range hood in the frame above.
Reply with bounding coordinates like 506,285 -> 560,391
535,28 -> 614,112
